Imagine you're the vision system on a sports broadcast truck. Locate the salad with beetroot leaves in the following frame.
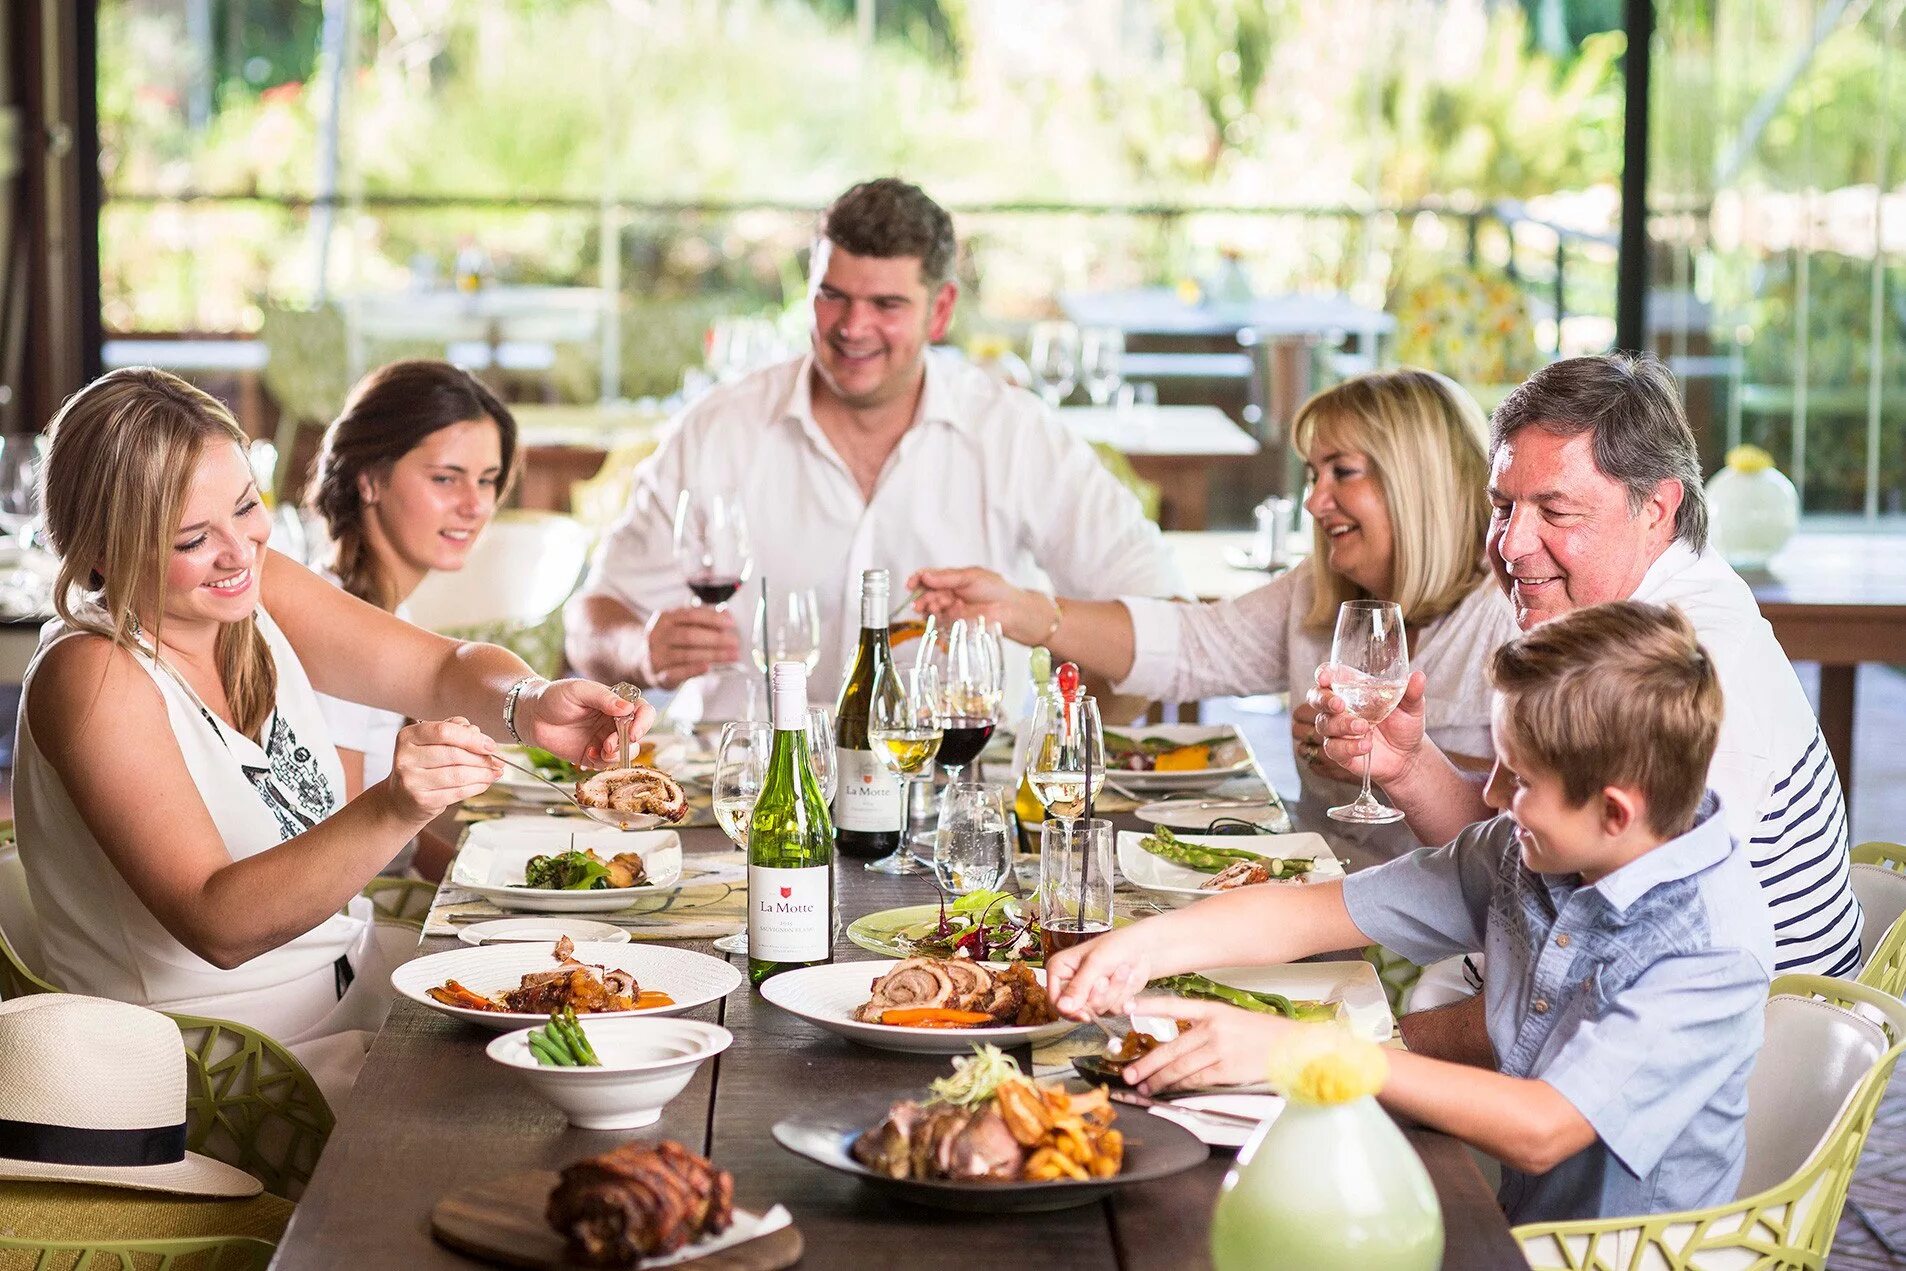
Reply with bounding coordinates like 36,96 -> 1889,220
894,891 -> 1045,963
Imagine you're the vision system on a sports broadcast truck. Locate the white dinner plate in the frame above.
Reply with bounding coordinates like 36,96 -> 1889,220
758,960 -> 1080,1055
392,940 -> 741,1032
1144,1094 -> 1285,1149
448,822 -> 683,913
457,917 -> 632,947
1133,797 -> 1293,835
1196,961 -> 1395,1045
1116,830 -> 1341,904
1102,724 -> 1257,792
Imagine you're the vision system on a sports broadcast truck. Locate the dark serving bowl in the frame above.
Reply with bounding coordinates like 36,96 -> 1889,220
771,1091 -> 1209,1213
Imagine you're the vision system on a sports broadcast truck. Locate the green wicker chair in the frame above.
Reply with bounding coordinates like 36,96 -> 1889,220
1514,974 -> 1906,1271
1851,841 -> 1906,997
0,1232 -> 277,1271
0,839 -> 368,1198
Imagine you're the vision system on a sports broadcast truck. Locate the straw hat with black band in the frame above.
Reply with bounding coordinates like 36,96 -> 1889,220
0,994 -> 261,1197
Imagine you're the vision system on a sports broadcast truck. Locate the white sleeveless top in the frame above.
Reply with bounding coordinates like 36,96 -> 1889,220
13,608 -> 368,1043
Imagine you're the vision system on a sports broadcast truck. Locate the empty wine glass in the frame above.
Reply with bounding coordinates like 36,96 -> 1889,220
864,653 -> 941,875
1325,599 -> 1411,825
754,586 -> 821,674
1026,690 -> 1104,824
1028,321 -> 1080,410
804,706 -> 838,803
710,720 -> 772,953
932,782 -> 1010,896
931,619 -> 1003,784
1080,327 -> 1125,407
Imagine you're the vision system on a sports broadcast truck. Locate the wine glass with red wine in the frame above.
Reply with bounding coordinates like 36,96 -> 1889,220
672,488 -> 753,667
931,618 -> 1003,783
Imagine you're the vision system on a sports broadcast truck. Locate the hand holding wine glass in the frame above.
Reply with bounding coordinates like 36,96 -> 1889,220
1324,600 -> 1411,824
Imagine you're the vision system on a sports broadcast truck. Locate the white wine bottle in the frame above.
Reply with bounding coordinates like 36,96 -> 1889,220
747,660 -> 836,986
832,569 -> 905,860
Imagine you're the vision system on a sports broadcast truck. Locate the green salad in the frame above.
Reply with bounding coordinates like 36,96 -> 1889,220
523,850 -> 612,891
524,746 -> 586,785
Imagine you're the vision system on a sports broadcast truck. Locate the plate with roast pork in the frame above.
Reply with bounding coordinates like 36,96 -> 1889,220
757,956 -> 1080,1054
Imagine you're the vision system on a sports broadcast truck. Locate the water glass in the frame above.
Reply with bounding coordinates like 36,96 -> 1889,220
931,782 -> 1011,896
1038,817 -> 1114,958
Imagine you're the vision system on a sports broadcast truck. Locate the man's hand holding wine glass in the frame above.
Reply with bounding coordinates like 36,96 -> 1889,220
1307,665 -> 1430,789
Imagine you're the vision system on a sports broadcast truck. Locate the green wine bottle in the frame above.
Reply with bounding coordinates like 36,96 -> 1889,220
747,660 -> 836,986
832,568 -> 905,860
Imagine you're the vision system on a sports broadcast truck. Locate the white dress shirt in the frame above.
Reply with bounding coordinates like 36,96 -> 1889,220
577,350 -> 1185,717
1630,542 -> 1861,976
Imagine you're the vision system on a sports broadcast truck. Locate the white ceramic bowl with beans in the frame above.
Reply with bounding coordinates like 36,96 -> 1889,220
485,1016 -> 732,1129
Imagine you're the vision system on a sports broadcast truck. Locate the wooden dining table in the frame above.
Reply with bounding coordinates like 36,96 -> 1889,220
270,817 -> 1525,1270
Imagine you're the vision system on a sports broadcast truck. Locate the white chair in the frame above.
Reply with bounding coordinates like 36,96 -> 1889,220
403,510 -> 591,632
1517,974 -> 1906,1271
1849,841 -> 1906,967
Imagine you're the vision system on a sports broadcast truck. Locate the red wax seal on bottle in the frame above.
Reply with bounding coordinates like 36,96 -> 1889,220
1056,660 -> 1081,702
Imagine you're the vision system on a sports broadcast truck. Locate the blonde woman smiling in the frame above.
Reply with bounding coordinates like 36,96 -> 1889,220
15,369 -> 645,1105
913,368 -> 1517,858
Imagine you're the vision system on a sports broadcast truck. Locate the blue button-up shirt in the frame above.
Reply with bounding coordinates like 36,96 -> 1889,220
1342,794 -> 1775,1224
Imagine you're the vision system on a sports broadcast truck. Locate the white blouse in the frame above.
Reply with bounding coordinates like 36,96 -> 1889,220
14,607 -> 398,1107
1115,560 -> 1520,859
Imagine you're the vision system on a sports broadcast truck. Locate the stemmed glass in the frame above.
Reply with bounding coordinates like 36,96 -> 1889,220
1028,321 -> 1080,410
673,488 -> 753,694
1026,690 -> 1104,823
864,653 -> 941,875
1325,599 -> 1411,824
930,618 -> 1003,784
710,711 -> 837,955
753,586 -> 821,674
1080,327 -> 1125,407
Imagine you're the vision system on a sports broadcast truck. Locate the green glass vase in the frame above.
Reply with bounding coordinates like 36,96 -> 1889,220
1210,1096 -> 1444,1271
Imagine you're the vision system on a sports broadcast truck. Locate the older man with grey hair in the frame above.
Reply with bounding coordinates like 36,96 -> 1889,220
1313,353 -> 1861,978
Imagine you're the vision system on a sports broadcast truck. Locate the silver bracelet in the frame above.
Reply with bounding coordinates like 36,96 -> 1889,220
502,674 -> 545,745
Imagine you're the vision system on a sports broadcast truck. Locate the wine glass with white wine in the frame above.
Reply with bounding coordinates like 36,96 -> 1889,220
1025,690 -> 1104,824
1324,599 -> 1411,824
710,721 -> 771,954
864,655 -> 942,875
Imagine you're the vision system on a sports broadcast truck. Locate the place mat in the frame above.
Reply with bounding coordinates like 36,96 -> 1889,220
432,1171 -> 800,1271
425,851 -> 749,941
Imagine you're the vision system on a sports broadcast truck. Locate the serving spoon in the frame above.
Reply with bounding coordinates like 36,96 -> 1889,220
492,683 -> 660,831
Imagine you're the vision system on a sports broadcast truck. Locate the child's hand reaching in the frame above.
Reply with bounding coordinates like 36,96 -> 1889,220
1044,922 -> 1160,1020
1120,996 -> 1299,1094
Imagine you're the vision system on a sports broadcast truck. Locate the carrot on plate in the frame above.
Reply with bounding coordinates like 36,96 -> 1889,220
879,1007 -> 996,1028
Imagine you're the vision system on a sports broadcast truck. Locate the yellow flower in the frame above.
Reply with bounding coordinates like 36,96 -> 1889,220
1726,444 -> 1776,474
1264,1023 -> 1389,1105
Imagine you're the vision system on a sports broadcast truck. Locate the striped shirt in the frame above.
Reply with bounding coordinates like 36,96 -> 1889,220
1632,544 -> 1863,976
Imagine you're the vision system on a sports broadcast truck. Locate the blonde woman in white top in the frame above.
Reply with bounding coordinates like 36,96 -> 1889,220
15,368 -> 646,1105
913,368 -> 1519,860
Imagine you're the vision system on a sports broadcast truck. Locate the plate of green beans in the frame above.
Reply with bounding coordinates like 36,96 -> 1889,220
1115,827 -> 1343,904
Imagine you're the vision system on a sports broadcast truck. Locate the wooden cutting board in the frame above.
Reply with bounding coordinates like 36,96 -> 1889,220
431,1171 -> 803,1271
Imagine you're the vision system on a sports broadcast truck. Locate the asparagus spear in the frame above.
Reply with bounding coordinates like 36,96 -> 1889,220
1149,973 -> 1338,1021
1138,827 -> 1316,877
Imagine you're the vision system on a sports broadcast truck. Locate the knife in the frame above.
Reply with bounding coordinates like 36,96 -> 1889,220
1106,1086 -> 1269,1128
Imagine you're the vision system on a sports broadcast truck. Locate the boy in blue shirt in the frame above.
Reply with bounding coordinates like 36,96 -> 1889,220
1048,600 -> 1774,1222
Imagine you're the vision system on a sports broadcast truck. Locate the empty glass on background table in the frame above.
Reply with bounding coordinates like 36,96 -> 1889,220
931,782 -> 1011,896
1080,327 -> 1125,407
0,434 -> 43,539
1028,320 -> 1081,409
1025,690 -> 1104,823
1038,817 -> 1113,961
711,709 -> 836,955
864,653 -> 942,875
930,618 -> 1004,783
1324,599 -> 1411,825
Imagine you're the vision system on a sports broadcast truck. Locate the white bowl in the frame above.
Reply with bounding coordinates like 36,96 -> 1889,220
486,1016 -> 732,1129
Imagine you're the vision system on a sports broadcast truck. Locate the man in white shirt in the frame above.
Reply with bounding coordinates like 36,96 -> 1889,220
566,178 -> 1181,716
1312,353 -> 1861,979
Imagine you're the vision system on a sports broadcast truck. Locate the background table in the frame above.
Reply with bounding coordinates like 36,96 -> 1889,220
1164,527 -> 1906,814
1061,404 -> 1260,530
270,823 -> 1525,1270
